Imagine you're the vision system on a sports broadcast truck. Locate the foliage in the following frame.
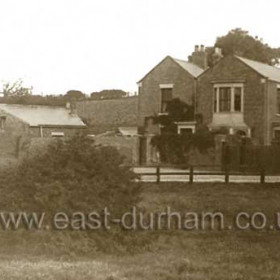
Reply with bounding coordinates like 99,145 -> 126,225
0,135 -> 144,254
90,89 -> 128,100
0,94 -> 67,106
65,90 -> 85,100
3,80 -> 33,97
150,99 -> 214,164
208,28 -> 280,66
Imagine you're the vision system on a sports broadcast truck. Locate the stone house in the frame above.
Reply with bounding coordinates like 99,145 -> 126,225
137,47 -> 205,164
197,55 -> 280,145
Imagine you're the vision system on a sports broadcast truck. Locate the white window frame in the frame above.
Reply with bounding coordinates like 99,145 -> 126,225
51,132 -> 65,137
159,84 -> 173,89
213,83 -> 244,113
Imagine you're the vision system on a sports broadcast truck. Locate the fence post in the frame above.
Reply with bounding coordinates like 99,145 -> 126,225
225,165 -> 229,184
189,166 -> 194,184
260,168 -> 265,184
156,165 -> 160,184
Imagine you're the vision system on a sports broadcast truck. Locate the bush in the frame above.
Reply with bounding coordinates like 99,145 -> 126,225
0,135 -> 144,255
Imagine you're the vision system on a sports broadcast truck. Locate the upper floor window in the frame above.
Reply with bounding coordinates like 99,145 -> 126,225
277,86 -> 280,114
213,84 -> 244,113
160,87 -> 173,113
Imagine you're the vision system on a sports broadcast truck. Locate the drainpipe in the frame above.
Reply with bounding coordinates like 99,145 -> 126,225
263,78 -> 270,145
194,78 -> 197,118
40,125 -> 43,138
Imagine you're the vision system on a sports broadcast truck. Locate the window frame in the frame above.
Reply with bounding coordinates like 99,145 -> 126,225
213,83 -> 244,113
159,84 -> 173,114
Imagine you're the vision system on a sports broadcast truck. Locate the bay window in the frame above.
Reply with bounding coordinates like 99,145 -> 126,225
213,84 -> 244,113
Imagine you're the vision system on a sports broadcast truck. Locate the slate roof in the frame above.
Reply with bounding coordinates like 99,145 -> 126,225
236,56 -> 280,83
0,104 -> 86,127
172,57 -> 205,78
138,56 -> 204,82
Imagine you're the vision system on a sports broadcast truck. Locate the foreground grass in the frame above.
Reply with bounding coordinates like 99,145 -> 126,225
1,183 -> 280,279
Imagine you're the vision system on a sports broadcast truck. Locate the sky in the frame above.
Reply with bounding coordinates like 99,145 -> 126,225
0,0 -> 279,95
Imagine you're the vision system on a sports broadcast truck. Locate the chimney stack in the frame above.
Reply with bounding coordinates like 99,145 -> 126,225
212,47 -> 223,65
188,44 -> 208,70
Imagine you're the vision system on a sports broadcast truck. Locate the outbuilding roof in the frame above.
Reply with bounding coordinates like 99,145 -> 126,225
0,104 -> 86,127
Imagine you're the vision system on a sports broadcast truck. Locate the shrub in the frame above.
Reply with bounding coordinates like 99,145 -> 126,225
0,135 -> 144,255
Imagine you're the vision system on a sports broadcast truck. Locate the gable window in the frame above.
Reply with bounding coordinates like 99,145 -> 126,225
214,84 -> 244,113
160,88 -> 173,113
277,86 -> 280,114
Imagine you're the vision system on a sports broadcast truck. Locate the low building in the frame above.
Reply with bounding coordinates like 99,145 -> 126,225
0,103 -> 86,138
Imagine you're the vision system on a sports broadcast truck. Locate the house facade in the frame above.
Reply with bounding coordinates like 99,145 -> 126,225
197,55 -> 280,145
137,49 -> 205,164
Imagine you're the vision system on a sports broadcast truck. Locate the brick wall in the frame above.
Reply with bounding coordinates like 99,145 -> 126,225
138,56 -> 196,127
197,56 -> 266,144
77,97 -> 138,134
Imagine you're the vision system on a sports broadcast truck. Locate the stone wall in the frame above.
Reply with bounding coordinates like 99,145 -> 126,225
77,97 -> 138,134
93,135 -> 139,165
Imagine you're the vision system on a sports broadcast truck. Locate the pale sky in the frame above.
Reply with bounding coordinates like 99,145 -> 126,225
0,0 -> 279,95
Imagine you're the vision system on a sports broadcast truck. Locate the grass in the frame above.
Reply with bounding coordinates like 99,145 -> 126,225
1,182 -> 280,279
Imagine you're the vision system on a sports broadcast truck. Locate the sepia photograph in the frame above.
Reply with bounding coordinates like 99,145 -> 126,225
0,0 -> 280,279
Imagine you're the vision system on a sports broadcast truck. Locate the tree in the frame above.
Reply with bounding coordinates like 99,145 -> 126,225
90,89 -> 128,100
208,28 -> 280,66
3,80 -> 33,97
65,90 -> 85,100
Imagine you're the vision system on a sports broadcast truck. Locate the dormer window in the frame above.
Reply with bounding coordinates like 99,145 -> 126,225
213,84 -> 244,113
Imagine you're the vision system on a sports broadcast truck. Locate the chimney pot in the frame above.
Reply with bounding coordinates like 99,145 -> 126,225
200,44 -> 205,52
215,47 -> 222,55
194,45 -> 199,52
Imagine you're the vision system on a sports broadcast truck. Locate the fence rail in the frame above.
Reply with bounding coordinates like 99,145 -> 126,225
134,165 -> 273,184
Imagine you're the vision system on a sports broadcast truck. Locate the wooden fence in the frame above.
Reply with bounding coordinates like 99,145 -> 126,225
136,165 -> 269,184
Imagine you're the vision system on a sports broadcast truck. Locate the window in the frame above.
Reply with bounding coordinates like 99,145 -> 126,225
277,87 -> 280,114
219,87 -> 231,112
234,87 -> 242,112
213,84 -> 243,113
161,88 -> 172,113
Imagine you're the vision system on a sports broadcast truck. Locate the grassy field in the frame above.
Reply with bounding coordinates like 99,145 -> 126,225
1,182 -> 280,279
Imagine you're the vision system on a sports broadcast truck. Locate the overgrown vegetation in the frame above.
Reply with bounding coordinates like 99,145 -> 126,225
0,135 -> 147,255
150,98 -> 215,165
